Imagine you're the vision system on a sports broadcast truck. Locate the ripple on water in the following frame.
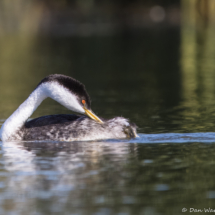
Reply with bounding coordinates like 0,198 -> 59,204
1,132 -> 215,214
128,132 -> 215,143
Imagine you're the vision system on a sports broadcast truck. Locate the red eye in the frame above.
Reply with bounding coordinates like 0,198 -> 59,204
82,100 -> 86,104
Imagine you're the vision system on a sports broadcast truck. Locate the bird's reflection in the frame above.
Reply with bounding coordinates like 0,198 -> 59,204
2,140 -> 137,172
0,140 -> 138,214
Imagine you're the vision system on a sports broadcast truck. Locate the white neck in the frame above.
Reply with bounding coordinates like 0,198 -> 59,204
0,82 -> 85,141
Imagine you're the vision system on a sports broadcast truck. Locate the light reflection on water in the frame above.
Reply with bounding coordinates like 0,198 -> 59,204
1,133 -> 215,214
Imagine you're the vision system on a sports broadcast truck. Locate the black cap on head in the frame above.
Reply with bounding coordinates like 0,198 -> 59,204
37,74 -> 91,109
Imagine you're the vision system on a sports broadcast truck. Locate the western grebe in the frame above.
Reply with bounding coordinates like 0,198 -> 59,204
0,74 -> 137,142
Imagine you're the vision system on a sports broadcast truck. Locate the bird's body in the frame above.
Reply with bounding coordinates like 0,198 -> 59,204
0,74 -> 137,142
13,114 -> 136,141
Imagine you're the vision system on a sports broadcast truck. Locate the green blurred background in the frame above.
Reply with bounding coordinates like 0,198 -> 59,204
1,0 -> 215,133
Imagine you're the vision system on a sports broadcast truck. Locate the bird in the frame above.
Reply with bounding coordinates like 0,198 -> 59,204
0,74 -> 137,142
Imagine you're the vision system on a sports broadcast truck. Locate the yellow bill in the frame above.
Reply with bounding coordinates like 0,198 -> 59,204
84,107 -> 103,123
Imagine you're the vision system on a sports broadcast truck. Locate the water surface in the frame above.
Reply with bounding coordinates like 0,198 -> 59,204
1,137 -> 215,215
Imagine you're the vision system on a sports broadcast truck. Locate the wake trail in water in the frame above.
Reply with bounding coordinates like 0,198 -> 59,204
115,132 -> 215,144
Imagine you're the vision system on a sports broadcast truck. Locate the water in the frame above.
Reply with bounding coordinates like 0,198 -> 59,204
1,27 -> 215,214
1,138 -> 215,215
